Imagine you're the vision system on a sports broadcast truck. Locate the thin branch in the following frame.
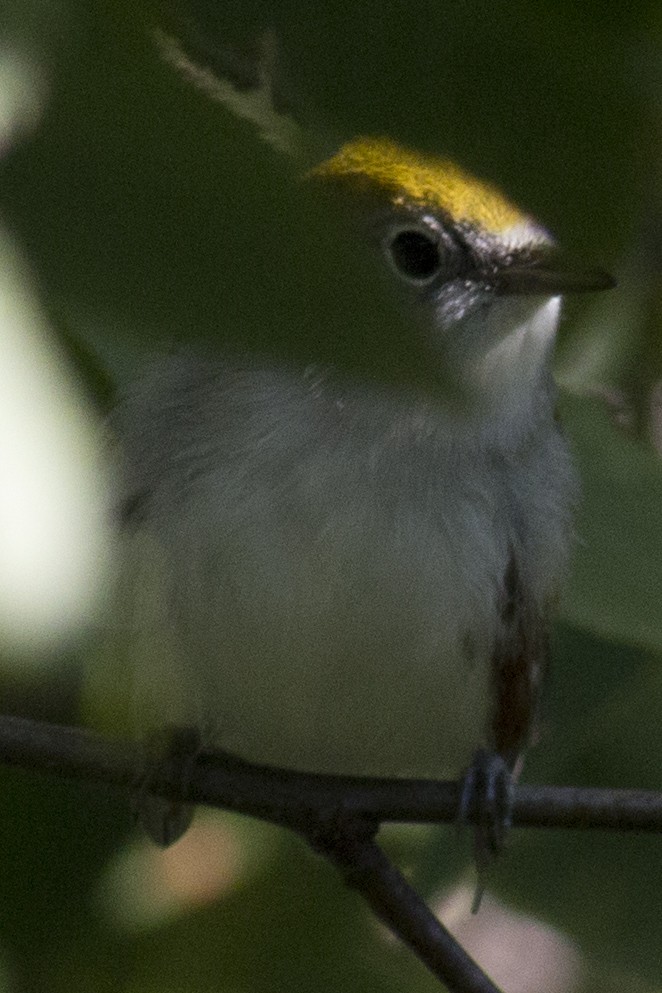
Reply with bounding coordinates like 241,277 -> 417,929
306,815 -> 502,993
0,714 -> 507,992
2,713 -> 662,993
0,715 -> 660,833
345,841 -> 502,993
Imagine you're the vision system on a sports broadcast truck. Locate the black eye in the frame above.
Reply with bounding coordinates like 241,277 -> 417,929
388,229 -> 441,282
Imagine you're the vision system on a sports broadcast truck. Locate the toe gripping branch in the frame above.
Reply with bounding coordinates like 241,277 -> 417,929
459,749 -> 515,912
132,726 -> 201,847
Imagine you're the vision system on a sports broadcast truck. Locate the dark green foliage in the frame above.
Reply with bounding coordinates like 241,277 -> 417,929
1,2 -> 660,990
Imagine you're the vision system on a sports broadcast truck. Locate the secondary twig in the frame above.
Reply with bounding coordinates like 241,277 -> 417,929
306,813 -> 503,993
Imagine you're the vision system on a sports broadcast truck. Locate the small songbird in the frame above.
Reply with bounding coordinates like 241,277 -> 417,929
114,29 -> 613,849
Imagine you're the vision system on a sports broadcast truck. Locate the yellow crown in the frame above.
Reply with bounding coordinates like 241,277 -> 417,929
310,137 -> 528,234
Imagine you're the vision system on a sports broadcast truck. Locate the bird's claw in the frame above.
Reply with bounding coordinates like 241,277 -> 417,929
458,749 -> 514,911
132,725 -> 201,847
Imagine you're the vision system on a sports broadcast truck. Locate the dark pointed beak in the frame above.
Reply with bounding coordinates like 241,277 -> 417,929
492,257 -> 616,297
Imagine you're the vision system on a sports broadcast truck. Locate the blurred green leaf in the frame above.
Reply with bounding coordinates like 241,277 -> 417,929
560,393 -> 662,652
2,2 -> 662,992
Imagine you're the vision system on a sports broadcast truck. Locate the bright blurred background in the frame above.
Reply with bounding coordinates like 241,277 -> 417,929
1,1 -> 662,991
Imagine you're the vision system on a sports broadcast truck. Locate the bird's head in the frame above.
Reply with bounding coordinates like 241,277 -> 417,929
309,137 -> 613,427
154,29 -> 614,432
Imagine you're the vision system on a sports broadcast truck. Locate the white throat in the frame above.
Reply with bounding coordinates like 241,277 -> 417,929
447,295 -> 562,444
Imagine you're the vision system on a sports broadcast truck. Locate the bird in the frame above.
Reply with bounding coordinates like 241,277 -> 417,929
112,27 -> 614,854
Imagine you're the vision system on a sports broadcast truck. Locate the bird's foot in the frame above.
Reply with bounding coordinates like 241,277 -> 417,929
458,748 -> 514,912
132,725 -> 201,847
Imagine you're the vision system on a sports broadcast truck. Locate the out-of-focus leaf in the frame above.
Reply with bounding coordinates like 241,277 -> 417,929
0,3 -> 661,993
0,227 -> 114,659
560,392 -> 662,652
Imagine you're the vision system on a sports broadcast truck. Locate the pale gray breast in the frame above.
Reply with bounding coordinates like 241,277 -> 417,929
114,355 -> 572,777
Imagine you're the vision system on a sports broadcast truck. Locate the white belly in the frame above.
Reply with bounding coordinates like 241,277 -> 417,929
128,467 -> 506,779
118,358 -> 572,779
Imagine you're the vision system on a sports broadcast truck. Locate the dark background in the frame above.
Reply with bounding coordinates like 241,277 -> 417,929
1,1 -> 661,990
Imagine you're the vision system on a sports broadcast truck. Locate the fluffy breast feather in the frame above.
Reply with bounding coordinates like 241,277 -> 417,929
114,355 -> 575,778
